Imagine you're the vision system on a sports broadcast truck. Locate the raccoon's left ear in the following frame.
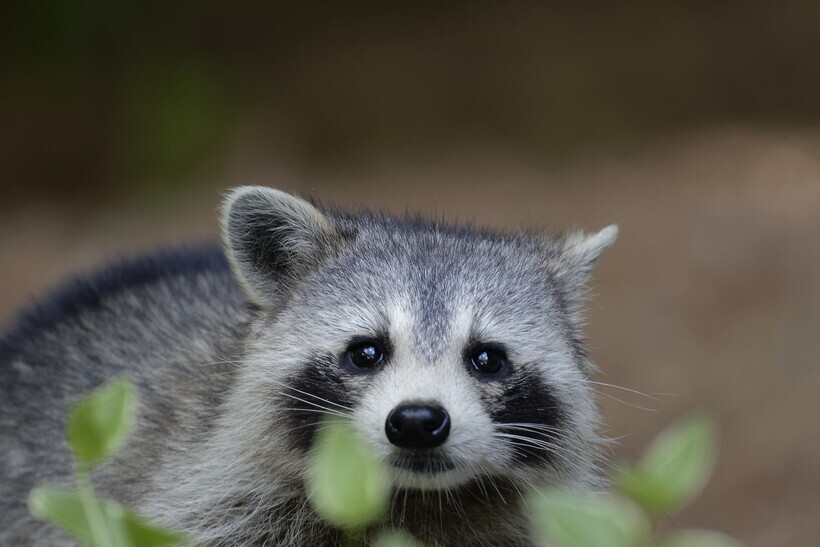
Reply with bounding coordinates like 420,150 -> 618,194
220,186 -> 342,307
552,224 -> 618,293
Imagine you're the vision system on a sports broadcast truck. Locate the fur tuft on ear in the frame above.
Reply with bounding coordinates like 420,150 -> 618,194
220,186 -> 339,307
553,224 -> 618,294
562,224 -> 618,266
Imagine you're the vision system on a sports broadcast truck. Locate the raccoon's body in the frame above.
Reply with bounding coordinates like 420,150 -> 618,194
0,187 -> 617,546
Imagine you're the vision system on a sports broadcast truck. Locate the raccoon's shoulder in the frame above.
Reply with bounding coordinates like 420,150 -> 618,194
0,244 -> 235,360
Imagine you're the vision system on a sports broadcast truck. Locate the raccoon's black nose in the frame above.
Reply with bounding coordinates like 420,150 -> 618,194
385,403 -> 450,449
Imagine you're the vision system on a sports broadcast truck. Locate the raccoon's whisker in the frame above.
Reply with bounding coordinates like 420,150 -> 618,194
279,392 -> 353,416
507,476 -> 528,505
500,437 -> 560,454
471,462 -> 506,505
493,432 -> 584,462
198,358 -> 243,368
472,462 -> 497,505
276,391 -> 351,417
494,424 -> 578,452
390,487 -> 402,526
455,486 -> 468,520
442,481 -> 461,517
595,391 -> 658,412
440,486 -> 454,529
494,423 -> 604,466
302,479 -> 323,516
501,437 -> 601,474
436,488 -> 444,532
473,470 -> 490,501
588,380 -> 663,402
197,371 -> 239,381
269,379 -> 353,411
287,420 -> 344,437
500,433 -> 613,480
281,407 -> 347,420
487,474 -> 506,505
514,473 -> 536,495
400,489 -> 407,524
495,421 -> 561,430
495,423 -> 563,436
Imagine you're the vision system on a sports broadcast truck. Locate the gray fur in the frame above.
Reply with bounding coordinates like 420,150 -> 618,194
0,187 -> 616,546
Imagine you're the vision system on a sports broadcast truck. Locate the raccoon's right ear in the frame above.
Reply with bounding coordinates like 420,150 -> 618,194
552,224 -> 618,296
220,186 -> 341,307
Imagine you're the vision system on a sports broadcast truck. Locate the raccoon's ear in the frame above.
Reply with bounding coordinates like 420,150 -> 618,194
553,224 -> 618,293
220,186 -> 340,307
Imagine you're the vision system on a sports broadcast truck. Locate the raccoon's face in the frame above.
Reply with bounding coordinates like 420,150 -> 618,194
221,187 -> 616,492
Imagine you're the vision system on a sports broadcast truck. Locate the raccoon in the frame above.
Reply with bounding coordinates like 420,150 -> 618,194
0,186 -> 617,546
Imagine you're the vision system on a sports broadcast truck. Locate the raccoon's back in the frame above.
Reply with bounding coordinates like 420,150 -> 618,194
0,245 -> 252,544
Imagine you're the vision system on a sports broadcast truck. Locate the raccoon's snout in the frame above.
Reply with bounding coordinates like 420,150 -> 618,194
385,403 -> 450,449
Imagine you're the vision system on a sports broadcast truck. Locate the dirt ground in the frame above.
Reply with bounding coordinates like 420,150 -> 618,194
1,127 -> 818,546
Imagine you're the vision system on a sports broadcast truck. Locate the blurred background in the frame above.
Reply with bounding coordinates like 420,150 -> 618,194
1,2 -> 819,545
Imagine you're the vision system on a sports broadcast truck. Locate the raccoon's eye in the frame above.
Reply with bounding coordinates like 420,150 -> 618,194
468,345 -> 508,376
345,340 -> 385,369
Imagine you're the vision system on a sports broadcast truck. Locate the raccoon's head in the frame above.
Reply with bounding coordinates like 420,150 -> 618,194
220,186 -> 616,493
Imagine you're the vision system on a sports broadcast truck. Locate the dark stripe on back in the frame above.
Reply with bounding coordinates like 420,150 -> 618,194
0,244 -> 229,361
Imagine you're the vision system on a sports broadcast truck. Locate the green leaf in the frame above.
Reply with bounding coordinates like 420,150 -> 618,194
372,529 -> 426,547
529,489 -> 650,547
29,486 -> 97,545
121,511 -> 192,547
619,412 -> 716,516
67,376 -> 137,465
307,417 -> 390,529
29,486 -> 191,547
660,529 -> 744,547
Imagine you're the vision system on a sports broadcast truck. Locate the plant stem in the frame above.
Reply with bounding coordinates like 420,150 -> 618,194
342,528 -> 365,547
77,465 -> 111,547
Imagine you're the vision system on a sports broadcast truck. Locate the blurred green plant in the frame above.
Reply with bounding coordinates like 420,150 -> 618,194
30,377 -> 742,547
28,376 -> 190,547
529,413 -> 741,547
308,417 -> 390,530
311,412 -> 743,547
119,59 -> 236,196
617,412 -> 716,517
307,417 -> 418,547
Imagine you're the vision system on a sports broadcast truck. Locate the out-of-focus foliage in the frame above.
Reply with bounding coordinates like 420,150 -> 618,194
67,376 -> 136,465
29,377 -> 189,547
28,379 -> 741,547
531,413 -> 739,547
529,491 -> 650,547
308,417 -> 391,530
29,486 -> 188,547
618,412 -> 716,516
307,418 -> 423,547
310,412 -> 740,547
371,530 -> 426,547
120,60 -> 234,189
